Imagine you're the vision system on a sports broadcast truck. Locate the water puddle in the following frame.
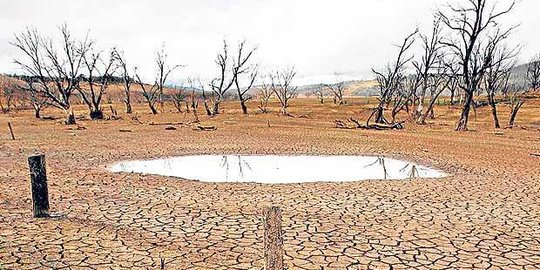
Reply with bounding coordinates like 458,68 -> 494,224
110,155 -> 447,183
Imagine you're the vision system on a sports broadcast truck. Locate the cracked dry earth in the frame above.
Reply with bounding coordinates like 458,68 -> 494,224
1,106 -> 540,269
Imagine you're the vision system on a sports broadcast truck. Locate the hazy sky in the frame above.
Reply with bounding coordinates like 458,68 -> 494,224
0,0 -> 538,85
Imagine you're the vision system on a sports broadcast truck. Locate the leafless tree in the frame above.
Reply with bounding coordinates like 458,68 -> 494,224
155,46 -> 181,113
0,77 -> 18,113
391,73 -> 420,123
417,57 -> 456,124
325,72 -> 346,105
312,84 -> 325,104
413,18 -> 444,122
232,40 -> 258,114
507,89 -> 524,129
113,48 -> 133,114
171,85 -> 186,113
210,40 -> 236,115
448,74 -> 461,106
11,25 -> 91,124
526,54 -> 540,91
18,79 -> 49,118
484,45 -> 517,128
134,69 -> 159,114
187,81 -> 200,123
269,67 -> 297,115
134,47 -> 179,115
438,0 -> 517,131
258,80 -> 274,113
370,29 -> 417,124
79,49 -> 117,119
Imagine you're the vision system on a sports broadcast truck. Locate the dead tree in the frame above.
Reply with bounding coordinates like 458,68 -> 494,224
171,85 -> 186,113
155,46 -> 181,113
186,77 -> 212,116
113,49 -> 133,114
0,77 -> 17,113
312,84 -> 325,104
11,25 -> 91,124
507,91 -> 524,129
484,45 -> 517,128
526,54 -> 540,91
392,74 -> 420,122
418,58 -> 455,124
232,40 -> 258,114
448,74 -> 461,105
134,69 -> 159,114
19,79 -> 49,118
324,72 -> 346,105
439,0 -> 517,131
80,49 -> 117,119
413,18 -> 444,123
210,40 -> 236,115
370,29 -> 417,124
258,81 -> 274,113
189,85 -> 200,123
270,67 -> 298,116
201,88 -> 213,116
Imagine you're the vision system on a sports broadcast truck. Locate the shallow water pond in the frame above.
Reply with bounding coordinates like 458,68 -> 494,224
110,155 -> 446,183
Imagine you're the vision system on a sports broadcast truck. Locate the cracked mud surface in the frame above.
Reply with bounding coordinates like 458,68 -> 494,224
1,101 -> 540,269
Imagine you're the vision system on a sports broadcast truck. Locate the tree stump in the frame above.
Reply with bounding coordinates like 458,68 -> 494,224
28,154 -> 49,218
263,206 -> 283,270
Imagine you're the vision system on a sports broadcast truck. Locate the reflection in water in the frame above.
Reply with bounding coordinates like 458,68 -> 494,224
110,155 -> 447,184
220,155 -> 254,181
364,157 -> 388,180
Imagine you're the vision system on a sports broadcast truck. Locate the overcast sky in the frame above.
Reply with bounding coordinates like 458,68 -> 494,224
0,0 -> 538,85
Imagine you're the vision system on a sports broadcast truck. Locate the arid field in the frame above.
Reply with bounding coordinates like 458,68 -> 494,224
1,96 -> 539,269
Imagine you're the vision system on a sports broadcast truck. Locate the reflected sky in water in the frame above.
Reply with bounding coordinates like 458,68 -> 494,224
110,155 -> 447,183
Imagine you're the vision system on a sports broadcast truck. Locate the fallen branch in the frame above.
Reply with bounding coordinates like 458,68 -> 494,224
349,118 -> 404,130
193,125 -> 216,131
149,122 -> 184,126
531,153 -> 540,157
334,120 -> 354,129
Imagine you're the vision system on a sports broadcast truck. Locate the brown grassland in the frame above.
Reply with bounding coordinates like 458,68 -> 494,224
1,95 -> 540,269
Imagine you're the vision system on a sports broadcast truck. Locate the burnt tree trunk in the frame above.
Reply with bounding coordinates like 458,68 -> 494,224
28,154 -> 50,218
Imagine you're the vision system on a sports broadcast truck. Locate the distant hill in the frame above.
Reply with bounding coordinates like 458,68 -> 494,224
296,79 -> 379,97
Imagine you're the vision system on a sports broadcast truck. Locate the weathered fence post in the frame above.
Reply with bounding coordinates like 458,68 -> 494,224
7,122 -> 15,140
28,154 -> 49,218
264,206 -> 283,270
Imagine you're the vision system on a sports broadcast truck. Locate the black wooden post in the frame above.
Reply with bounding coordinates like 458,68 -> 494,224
8,122 -> 15,140
28,154 -> 49,218
264,206 -> 283,270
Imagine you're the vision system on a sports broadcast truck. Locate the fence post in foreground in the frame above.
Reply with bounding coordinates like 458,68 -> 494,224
264,206 -> 283,270
28,154 -> 49,218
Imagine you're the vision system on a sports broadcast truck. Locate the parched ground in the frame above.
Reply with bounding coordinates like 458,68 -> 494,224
1,97 -> 540,269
